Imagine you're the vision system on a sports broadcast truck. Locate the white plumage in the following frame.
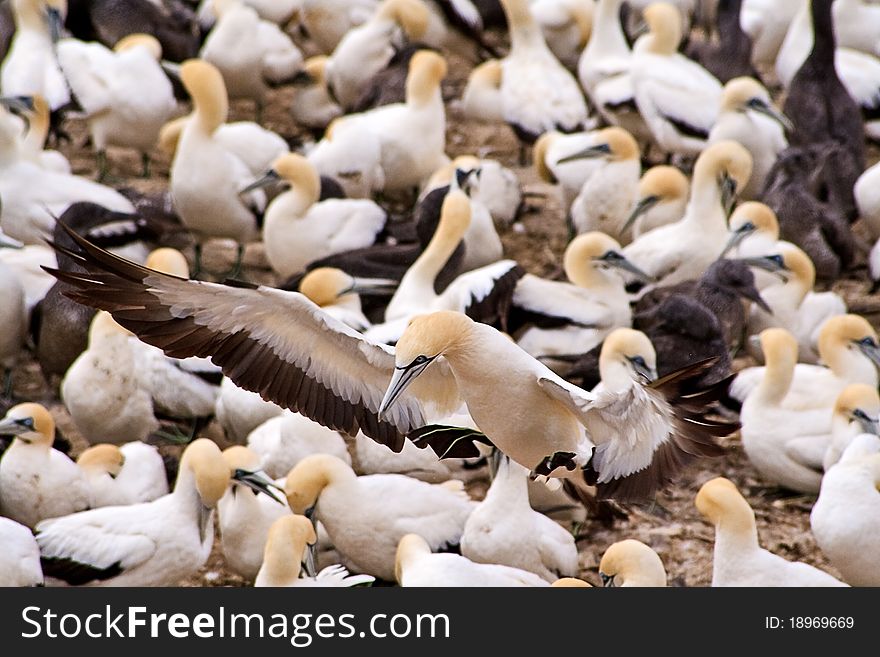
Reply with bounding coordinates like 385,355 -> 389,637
0,517 -> 43,586
78,442 -> 169,508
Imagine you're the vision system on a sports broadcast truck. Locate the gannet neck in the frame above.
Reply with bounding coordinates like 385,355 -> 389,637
587,0 -> 627,57
173,439 -> 229,510
275,154 -> 322,210
502,0 -> 549,53
181,60 -> 228,136
285,454 -> 356,515
11,0 -> 47,35
643,2 -> 682,55
23,95 -> 50,154
756,329 -> 797,404
482,457 -> 530,508
259,516 -> 316,586
697,478 -> 760,554
406,51 -> 447,108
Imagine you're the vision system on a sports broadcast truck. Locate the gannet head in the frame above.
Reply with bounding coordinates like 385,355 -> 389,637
88,310 -> 133,343
693,140 -> 752,216
145,247 -> 190,279
819,314 -> 880,371
394,533 -> 431,584
222,446 -> 284,502
564,232 -> 653,285
284,454 -> 354,515
722,202 -> 779,256
299,267 -> 397,307
555,127 -> 639,165
113,33 -> 163,61
599,539 -> 667,587
599,328 -> 657,386
533,131 -> 561,183
0,402 -> 56,448
179,59 -> 228,134
179,438 -> 232,508
77,444 -> 125,478
641,1 -> 682,54
378,0 -> 430,40
623,165 -> 689,233
721,77 -> 792,132
833,384 -> 880,436
241,153 -> 320,202
695,476 -> 755,533
550,577 -> 592,587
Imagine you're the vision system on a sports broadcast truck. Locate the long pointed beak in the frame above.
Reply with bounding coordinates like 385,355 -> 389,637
47,7 -> 63,43
603,254 -> 655,283
751,101 -> 794,133
232,469 -> 286,504
852,409 -> 880,436
0,417 -> 29,436
0,95 -> 35,115
344,277 -> 399,296
0,233 -> 24,249
302,510 -> 318,578
160,60 -> 181,80
857,340 -> 880,369
738,256 -> 787,277
621,195 -> 659,234
556,144 -> 610,165
719,173 -> 737,218
720,226 -> 753,257
240,170 -> 281,195
378,360 -> 432,419
739,284 -> 772,314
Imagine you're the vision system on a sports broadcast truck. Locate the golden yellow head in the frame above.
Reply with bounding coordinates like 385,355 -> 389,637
643,1 -> 682,54
179,438 -> 231,508
113,33 -> 163,60
88,310 -> 133,343
145,248 -> 190,279
599,539 -> 667,587
833,384 -> 880,423
77,443 -> 125,477
0,402 -> 55,447
378,0 -> 429,39
599,328 -> 657,382
695,476 -> 754,530
819,314 -> 879,360
303,56 -> 328,84
179,59 -> 228,132
550,577 -> 592,588
406,50 -> 447,105
394,533 -> 431,583
284,454 -> 354,514
395,311 -> 474,367
270,153 -> 322,205
728,202 -> 779,239
299,268 -> 355,307
221,445 -> 261,473
267,514 -> 317,554
533,131 -> 560,183
469,59 -> 502,88
639,165 -> 689,202
721,77 -> 768,111
595,127 -> 639,162
693,140 -> 753,200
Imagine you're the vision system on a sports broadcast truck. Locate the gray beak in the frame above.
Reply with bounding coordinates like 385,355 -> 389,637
343,277 -> 399,296
302,510 -> 318,578
0,95 -> 35,115
627,355 -> 656,383
738,255 -> 788,280
0,415 -> 33,436
599,251 -> 655,283
556,143 -> 611,165
851,408 -> 880,436
0,233 -> 23,249
600,572 -> 614,587
240,169 -> 281,195
47,7 -> 63,43
231,469 -> 285,504
719,172 -> 737,217
749,98 -> 794,133
855,338 -> 880,369
378,357 -> 434,419
621,195 -> 659,234
720,223 -> 755,257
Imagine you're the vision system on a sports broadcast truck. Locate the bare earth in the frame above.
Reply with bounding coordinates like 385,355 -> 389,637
12,48 -> 880,588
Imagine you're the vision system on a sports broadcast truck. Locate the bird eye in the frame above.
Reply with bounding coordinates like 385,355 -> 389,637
412,355 -> 428,366
15,417 -> 34,429
631,356 -> 647,369
769,255 -> 784,266
859,337 -> 877,348
739,221 -> 755,232
601,251 -> 622,261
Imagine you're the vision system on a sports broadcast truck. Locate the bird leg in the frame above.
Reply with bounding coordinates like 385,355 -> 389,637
191,243 -> 203,279
224,244 -> 245,281
2,367 -> 13,400
96,150 -> 109,182
141,152 -> 151,178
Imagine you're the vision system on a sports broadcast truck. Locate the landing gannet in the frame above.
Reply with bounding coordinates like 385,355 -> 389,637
48,224 -> 737,504
0,403 -> 91,528
255,515 -> 376,587
35,438 -> 257,586
696,477 -> 848,587
598,539 -> 667,587
824,384 -> 880,471
77,442 -> 169,507
0,516 -> 43,586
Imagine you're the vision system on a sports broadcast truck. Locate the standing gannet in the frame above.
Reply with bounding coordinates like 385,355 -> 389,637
622,140 -> 752,290
0,0 -> 69,110
215,376 -> 283,444
170,59 -> 266,274
598,539 -> 667,587
564,127 -> 641,241
824,384 -> 880,471
508,232 -> 645,366
0,403 -> 92,528
243,153 -> 387,279
48,225 -> 738,503
622,165 -> 689,238
284,454 -> 475,581
77,442 -> 169,507
247,411 -> 352,480
707,77 -> 790,200
57,33 -> 177,179
630,2 -> 722,157
298,267 -> 396,332
811,435 -> 880,587
61,311 -> 159,444
732,314 -> 880,412
496,0 -> 588,141
740,328 -> 828,493
741,243 -> 846,363
396,532 -> 550,586
217,446 -> 288,580
326,0 -> 428,110
696,477 -> 848,587
461,456 -> 578,582
0,517 -> 43,586
200,0 -> 303,120
34,438 -> 256,586
577,0 -> 649,144
255,515 -> 376,587
531,0 -> 593,71
290,56 -> 343,132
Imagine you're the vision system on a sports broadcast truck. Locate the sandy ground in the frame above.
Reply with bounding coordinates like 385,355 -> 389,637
8,40 -> 880,588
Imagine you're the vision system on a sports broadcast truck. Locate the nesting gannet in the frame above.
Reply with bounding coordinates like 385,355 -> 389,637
598,539 -> 667,587
49,224 -> 737,503
623,165 -> 689,239
732,314 -> 880,412
77,442 -> 169,508
740,243 -> 846,364
298,267 -> 397,332
0,403 -> 92,528
707,77 -> 790,200
217,446 -> 288,580
565,127 -> 641,241
696,477 -> 848,587
300,0 -> 380,55
508,232 -> 642,365
823,384 -> 880,472
242,153 -> 387,279
396,532 -> 550,586
247,411 -> 352,480
61,311 -> 159,444
255,515 -> 376,587
577,0 -> 648,144
740,328 -> 828,493
496,0 -> 588,141
811,435 -> 880,587
200,0 -> 303,119
0,517 -> 43,586
289,56 -> 343,132
35,438 -> 257,586
326,0 -> 428,110
531,0 -> 593,70
169,59 -> 266,272
532,129 -> 608,214
215,376 -> 284,444
461,456 -> 578,582
0,0 -> 69,110
460,59 -> 503,123
622,140 -> 752,290
630,2 -> 722,156
305,115 -> 384,199
284,454 -> 475,581
56,33 -> 177,179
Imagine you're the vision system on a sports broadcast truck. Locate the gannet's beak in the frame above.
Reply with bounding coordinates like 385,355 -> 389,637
621,195 -> 659,234
379,356 -> 436,419
240,169 -> 281,195
556,142 -> 611,164
720,222 -> 755,257
627,355 -> 656,384
851,408 -> 880,436
855,337 -> 880,369
738,255 -> 788,280
719,172 -> 737,218
47,7 -> 63,43
231,469 -> 285,504
748,97 -> 794,133
0,415 -> 33,437
343,278 -> 399,296
599,251 -> 655,283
